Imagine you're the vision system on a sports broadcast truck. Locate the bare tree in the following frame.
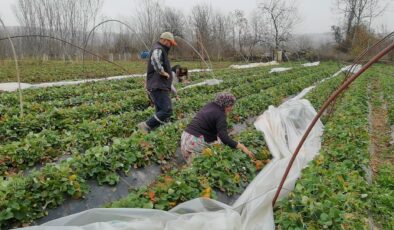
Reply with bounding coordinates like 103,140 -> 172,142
259,0 -> 298,50
295,35 -> 313,51
189,4 -> 213,60
233,10 -> 248,57
161,7 -> 186,37
336,0 -> 387,31
334,0 -> 387,51
6,0 -> 296,61
211,12 -> 232,59
134,0 -> 163,46
14,0 -> 103,58
246,11 -> 267,58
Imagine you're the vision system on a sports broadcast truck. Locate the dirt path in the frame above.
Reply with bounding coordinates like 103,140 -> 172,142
367,77 -> 394,229
369,78 -> 393,172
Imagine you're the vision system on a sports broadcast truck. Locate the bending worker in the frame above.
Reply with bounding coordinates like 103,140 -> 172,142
172,65 -> 189,83
181,92 -> 254,163
138,32 -> 177,133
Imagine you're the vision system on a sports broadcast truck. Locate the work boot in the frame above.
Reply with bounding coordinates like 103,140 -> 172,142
137,122 -> 151,134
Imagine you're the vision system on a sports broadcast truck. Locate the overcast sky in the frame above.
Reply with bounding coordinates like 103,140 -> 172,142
0,0 -> 393,34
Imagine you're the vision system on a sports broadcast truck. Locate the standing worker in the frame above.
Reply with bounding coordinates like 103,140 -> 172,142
138,32 -> 178,133
181,92 -> 254,163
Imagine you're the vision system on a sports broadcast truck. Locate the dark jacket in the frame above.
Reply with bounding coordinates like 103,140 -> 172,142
185,102 -> 238,148
146,42 -> 172,91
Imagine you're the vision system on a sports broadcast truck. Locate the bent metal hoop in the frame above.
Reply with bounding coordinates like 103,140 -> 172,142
272,33 -> 394,206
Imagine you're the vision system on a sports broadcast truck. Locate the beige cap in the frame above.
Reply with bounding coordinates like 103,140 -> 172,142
160,32 -> 177,46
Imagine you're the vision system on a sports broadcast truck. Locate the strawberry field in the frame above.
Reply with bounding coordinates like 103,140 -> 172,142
0,62 -> 393,229
0,60 -> 233,83
275,64 -> 394,229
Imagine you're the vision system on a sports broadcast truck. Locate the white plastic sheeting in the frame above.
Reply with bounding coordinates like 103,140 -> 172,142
180,79 -> 223,90
340,64 -> 362,74
302,61 -> 320,67
0,69 -> 211,92
269,67 -> 293,73
230,61 -> 279,69
0,82 -> 33,92
330,64 -> 362,78
18,82 -> 324,229
188,69 -> 212,73
0,75 -> 145,92
233,98 -> 323,229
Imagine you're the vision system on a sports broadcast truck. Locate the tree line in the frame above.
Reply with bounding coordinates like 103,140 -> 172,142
0,0 -> 390,61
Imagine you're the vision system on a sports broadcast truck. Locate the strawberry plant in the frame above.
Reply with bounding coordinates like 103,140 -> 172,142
0,62 -> 341,227
0,64 -> 337,175
108,126 -> 269,210
0,164 -> 88,229
274,71 -> 392,229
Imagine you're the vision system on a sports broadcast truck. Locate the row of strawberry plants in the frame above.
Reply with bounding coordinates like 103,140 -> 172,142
378,66 -> 394,125
42,67 -> 337,186
0,59 -> 141,83
1,77 -> 144,106
0,60 -> 238,83
105,65 -> 337,209
1,61 -> 330,107
1,64 -> 296,116
2,87 -> 146,116
0,164 -> 88,229
0,65 -> 288,142
0,64 -> 275,107
369,70 -> 394,229
305,74 -> 345,110
0,71 -> 274,174
0,68 -> 280,170
2,63 -> 331,115
229,67 -> 336,123
274,74 -> 373,229
370,163 -> 394,229
0,94 -> 150,142
107,127 -> 270,210
0,67 -> 336,175
67,70 -> 330,187
0,67 -> 338,176
0,69 -> 218,115
1,63 -> 335,137
0,67 -> 336,227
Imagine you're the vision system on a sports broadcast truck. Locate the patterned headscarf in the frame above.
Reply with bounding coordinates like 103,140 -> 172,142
214,92 -> 236,108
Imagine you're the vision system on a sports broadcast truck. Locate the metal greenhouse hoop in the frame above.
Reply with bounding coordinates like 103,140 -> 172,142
272,32 -> 394,206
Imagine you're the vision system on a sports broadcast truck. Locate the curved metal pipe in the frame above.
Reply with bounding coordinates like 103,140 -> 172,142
84,21 -> 217,78
84,19 -> 149,51
196,31 -> 213,70
328,32 -> 394,117
82,19 -> 150,73
0,17 -> 23,116
272,41 -> 394,206
175,36 -> 216,78
0,34 -> 130,74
